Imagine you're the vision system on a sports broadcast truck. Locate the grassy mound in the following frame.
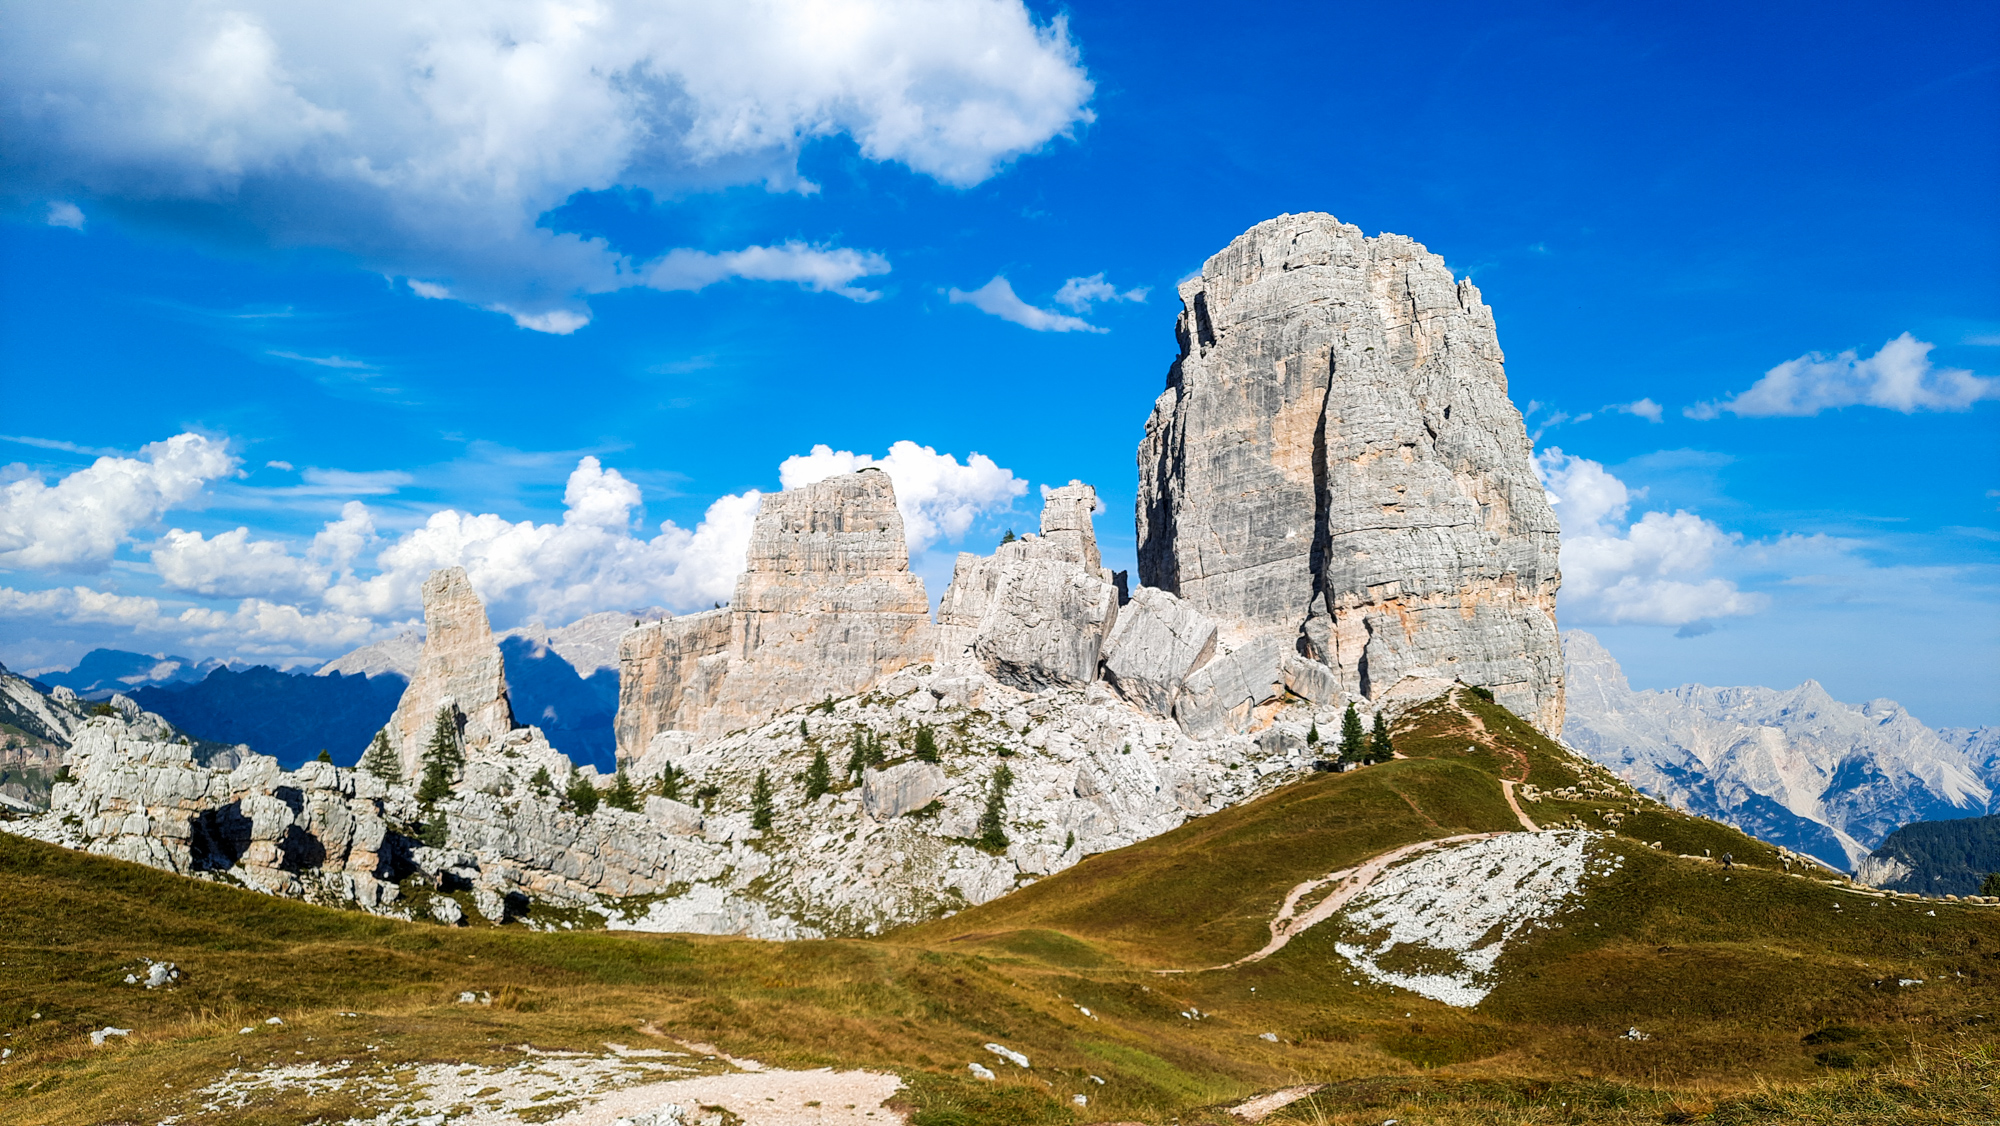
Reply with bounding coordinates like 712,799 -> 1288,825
3,688 -> 1996,1124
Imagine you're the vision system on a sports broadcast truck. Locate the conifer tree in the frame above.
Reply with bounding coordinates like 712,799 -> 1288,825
977,763 -> 1015,852
804,747 -> 832,800
751,770 -> 775,831
419,810 -> 448,849
360,729 -> 401,785
1984,872 -> 2000,898
1306,721 -> 1320,747
315,749 -> 333,764
652,762 -> 685,801
530,765 -> 554,795
416,707 -> 461,805
912,724 -> 940,763
799,718 -> 809,738
846,732 -> 870,782
1000,529 -> 1016,544
606,767 -> 640,812
1370,712 -> 1394,763
1338,703 -> 1366,764
565,769 -> 600,815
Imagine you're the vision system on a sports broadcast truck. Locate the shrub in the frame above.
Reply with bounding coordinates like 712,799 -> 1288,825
529,766 -> 553,795
912,724 -> 940,763
652,762 -> 686,801
419,811 -> 449,849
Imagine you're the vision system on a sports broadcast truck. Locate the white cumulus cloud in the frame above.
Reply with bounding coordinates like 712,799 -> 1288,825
1688,333 -> 1994,418
948,276 -> 1102,333
1537,447 -> 1765,627
1,1 -> 1095,331
645,242 -> 892,303
1052,272 -> 1147,312
779,441 -> 1026,550
0,433 -> 238,570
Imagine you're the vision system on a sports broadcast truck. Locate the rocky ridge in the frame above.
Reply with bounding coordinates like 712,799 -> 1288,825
9,215 -> 1578,939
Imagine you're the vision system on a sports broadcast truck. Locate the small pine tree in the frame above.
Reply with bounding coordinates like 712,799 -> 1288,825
416,751 -> 454,805
1000,529 -> 1016,544
977,763 -> 1015,852
416,706 -> 463,804
315,748 -> 333,764
530,765 -> 553,795
360,729 -> 401,785
419,810 -> 449,849
804,747 -> 831,801
1306,721 -> 1320,746
1370,712 -> 1393,763
1984,872 -> 2000,897
606,767 -> 640,812
799,718 -> 809,738
912,724 -> 940,764
566,770 -> 600,815
846,733 -> 870,781
750,770 -> 775,831
1338,703 -> 1366,764
653,762 -> 685,801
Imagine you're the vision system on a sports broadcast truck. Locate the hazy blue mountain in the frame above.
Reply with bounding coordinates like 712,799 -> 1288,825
132,667 -> 408,768
33,648 -> 232,698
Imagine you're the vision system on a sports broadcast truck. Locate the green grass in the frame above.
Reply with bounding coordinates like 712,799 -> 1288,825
3,688 -> 1997,1124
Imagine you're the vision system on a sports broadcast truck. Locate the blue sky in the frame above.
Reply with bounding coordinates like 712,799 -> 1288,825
2,0 -> 1996,726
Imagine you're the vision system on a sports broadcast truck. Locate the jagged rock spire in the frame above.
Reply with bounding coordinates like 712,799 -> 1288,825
1137,212 -> 1565,734
385,566 -> 515,778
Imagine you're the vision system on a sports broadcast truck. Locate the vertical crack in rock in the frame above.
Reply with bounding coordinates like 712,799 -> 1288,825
1136,212 -> 1565,734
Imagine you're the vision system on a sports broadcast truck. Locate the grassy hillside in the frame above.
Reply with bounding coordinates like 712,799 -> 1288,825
3,688 -> 1996,1124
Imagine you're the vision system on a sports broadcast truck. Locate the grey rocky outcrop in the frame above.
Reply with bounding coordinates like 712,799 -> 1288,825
616,610 -> 732,759
1137,212 -> 1564,734
618,470 -> 934,754
936,482 -> 1121,691
384,567 -> 516,777
862,760 -> 947,820
1097,587 -> 1218,717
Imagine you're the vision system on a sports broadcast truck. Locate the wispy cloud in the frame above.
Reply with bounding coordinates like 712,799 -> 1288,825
948,276 -> 1103,333
44,201 -> 84,230
0,434 -> 125,457
268,350 -> 374,370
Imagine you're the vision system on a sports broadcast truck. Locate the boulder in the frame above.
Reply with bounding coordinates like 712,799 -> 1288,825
1099,587 -> 1217,715
1136,213 -> 1565,734
862,760 -> 946,820
1174,637 -> 1287,739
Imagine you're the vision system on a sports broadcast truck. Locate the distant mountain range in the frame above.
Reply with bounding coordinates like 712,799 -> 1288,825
1563,630 -> 1995,872
41,610 -> 659,772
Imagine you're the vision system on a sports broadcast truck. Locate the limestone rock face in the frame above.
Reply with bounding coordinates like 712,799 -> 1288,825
387,567 -> 515,776
615,471 -> 934,752
1137,213 -> 1564,734
1098,587 -> 1218,716
936,483 -> 1120,691
707,470 -> 934,734
615,609 -> 732,760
